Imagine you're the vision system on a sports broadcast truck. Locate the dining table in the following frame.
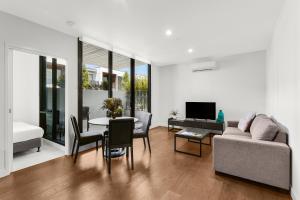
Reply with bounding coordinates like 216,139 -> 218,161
89,116 -> 138,126
88,116 -> 139,157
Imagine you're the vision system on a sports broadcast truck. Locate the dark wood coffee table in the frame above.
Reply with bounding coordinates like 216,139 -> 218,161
174,128 -> 211,157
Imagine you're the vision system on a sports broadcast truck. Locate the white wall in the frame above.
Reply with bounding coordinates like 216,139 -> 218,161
0,11 -> 77,176
83,90 -> 127,119
153,51 -> 266,126
265,0 -> 300,199
151,65 -> 160,127
13,50 -> 39,126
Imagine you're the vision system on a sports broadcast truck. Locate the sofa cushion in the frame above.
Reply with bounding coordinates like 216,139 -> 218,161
250,116 -> 279,141
223,127 -> 251,138
256,113 -> 268,119
238,112 -> 256,132
222,134 -> 252,140
270,116 -> 288,144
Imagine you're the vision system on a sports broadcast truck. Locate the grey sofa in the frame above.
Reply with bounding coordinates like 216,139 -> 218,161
213,115 -> 290,190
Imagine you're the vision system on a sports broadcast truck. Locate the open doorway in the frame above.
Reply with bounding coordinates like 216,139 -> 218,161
11,50 -> 66,171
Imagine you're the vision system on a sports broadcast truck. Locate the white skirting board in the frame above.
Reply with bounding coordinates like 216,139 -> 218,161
291,188 -> 298,200
0,169 -> 9,178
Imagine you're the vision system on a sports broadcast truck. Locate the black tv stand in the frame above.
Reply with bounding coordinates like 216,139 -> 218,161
168,118 -> 224,134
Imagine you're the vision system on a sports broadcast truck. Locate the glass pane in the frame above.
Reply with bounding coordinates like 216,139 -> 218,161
135,60 -> 148,113
42,57 -> 66,145
44,58 -> 53,140
112,52 -> 131,116
82,43 -> 109,131
56,60 -> 65,144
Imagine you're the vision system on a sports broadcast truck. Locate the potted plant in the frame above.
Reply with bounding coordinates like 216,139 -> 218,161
102,98 -> 123,119
170,110 -> 179,119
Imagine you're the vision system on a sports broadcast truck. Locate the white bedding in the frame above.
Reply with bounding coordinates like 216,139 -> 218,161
13,122 -> 44,143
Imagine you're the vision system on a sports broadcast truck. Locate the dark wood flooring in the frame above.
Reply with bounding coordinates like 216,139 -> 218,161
0,127 -> 291,200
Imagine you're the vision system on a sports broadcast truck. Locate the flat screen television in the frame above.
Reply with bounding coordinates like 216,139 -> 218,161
186,102 -> 216,120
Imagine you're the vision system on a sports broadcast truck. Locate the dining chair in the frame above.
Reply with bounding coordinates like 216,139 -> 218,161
133,111 -> 152,153
105,118 -> 134,174
82,106 -> 90,131
70,115 -> 104,163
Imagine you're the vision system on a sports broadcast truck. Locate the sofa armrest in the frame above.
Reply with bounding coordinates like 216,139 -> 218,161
213,135 -> 290,189
227,121 -> 239,127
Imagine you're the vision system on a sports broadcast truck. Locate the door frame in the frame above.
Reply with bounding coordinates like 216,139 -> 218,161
4,42 -> 69,175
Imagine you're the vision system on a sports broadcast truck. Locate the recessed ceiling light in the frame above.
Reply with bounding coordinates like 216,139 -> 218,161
188,48 -> 194,53
165,29 -> 172,36
66,20 -> 75,27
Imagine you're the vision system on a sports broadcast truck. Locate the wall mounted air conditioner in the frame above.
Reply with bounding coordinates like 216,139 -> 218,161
191,61 -> 217,72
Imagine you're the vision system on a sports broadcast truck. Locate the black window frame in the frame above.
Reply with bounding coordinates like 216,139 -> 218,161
77,38 -> 151,131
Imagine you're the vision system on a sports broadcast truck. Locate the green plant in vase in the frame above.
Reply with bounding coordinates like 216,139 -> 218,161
102,98 -> 123,119
170,110 -> 179,119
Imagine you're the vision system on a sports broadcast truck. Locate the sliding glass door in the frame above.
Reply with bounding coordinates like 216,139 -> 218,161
135,60 -> 149,113
40,56 -> 65,145
112,52 -> 131,117
56,59 -> 66,144
78,39 -> 151,131
81,42 -> 109,131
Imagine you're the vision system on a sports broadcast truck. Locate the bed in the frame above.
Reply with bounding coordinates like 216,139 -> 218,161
13,121 -> 44,153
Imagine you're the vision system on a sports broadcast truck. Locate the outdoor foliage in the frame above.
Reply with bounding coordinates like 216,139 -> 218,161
121,72 -> 148,92
82,67 -> 90,89
121,72 -> 130,92
135,77 -> 148,91
100,80 -> 108,90
57,74 -> 65,88
121,72 -> 148,111
83,68 -> 148,92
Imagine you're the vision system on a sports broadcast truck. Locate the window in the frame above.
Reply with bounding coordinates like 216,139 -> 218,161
81,42 -> 109,131
78,40 -> 151,131
112,52 -> 131,116
135,60 -> 149,113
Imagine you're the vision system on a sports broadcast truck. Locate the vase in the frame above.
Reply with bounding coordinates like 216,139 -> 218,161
111,112 -> 116,119
217,110 -> 224,123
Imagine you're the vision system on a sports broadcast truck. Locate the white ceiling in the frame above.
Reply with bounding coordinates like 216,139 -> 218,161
82,43 -> 145,69
0,0 -> 284,66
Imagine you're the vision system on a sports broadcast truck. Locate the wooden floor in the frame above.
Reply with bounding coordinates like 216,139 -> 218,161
0,127 -> 291,200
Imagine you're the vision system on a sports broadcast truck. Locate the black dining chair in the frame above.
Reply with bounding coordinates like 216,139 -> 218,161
133,111 -> 152,153
70,115 -> 104,163
82,106 -> 90,131
105,118 -> 134,174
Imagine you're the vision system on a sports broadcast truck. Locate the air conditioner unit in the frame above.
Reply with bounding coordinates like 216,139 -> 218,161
191,61 -> 217,72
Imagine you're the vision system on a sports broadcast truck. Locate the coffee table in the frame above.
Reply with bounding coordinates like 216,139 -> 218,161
174,128 -> 211,157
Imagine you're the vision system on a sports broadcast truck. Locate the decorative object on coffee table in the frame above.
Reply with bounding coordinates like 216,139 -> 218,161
217,110 -> 224,123
102,98 -> 123,119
